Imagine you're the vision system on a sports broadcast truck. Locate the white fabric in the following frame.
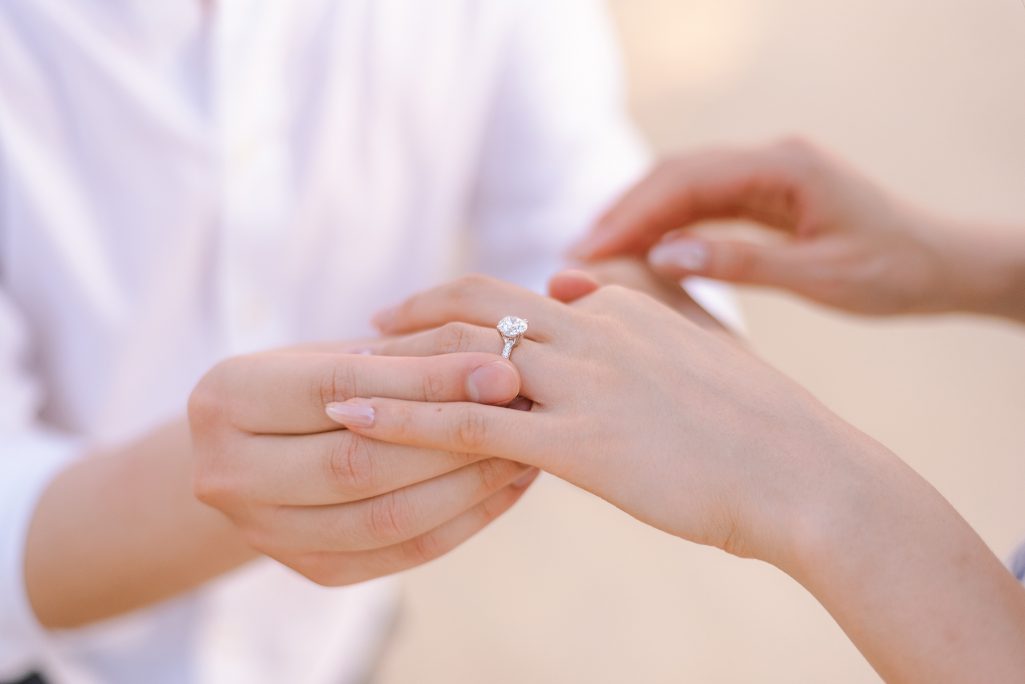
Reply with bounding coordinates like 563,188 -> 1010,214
0,1 -> 738,682
0,1 -> 660,682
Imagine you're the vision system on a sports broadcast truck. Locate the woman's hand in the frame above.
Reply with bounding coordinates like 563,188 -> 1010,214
353,275 -> 855,567
340,275 -> 1025,682
569,138 -> 1025,320
555,256 -> 730,333
187,348 -> 537,587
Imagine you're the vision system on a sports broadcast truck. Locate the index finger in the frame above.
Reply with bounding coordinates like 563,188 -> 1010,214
201,352 -> 521,435
569,144 -> 806,261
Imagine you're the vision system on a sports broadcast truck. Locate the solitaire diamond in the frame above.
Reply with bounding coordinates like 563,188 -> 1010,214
497,316 -> 528,338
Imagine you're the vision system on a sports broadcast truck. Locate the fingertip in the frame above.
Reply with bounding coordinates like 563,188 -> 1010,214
512,467 -> 540,490
547,269 -> 602,303
466,359 -> 521,405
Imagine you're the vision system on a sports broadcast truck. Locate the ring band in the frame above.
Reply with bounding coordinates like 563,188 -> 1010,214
496,315 -> 528,360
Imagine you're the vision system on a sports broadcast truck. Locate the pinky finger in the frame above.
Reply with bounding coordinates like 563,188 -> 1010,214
294,476 -> 539,586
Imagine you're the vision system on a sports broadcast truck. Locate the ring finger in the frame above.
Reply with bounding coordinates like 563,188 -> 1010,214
368,322 -> 557,399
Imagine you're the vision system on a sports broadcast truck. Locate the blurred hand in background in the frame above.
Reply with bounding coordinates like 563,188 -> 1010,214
571,138 -> 1025,322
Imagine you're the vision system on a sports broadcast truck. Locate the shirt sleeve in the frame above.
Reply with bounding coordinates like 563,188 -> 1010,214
0,289 -> 79,678
465,0 -> 650,291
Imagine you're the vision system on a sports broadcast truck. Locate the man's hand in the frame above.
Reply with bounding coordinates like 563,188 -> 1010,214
188,348 -> 535,587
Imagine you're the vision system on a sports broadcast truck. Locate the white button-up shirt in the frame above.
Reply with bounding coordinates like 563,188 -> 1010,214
0,1 -> 651,682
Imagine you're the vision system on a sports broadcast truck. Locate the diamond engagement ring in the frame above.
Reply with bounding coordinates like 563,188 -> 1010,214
496,315 -> 528,359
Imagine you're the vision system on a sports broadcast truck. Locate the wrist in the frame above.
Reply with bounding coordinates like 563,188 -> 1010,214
773,423 -> 1025,682
929,219 -> 1025,322
767,420 -> 908,579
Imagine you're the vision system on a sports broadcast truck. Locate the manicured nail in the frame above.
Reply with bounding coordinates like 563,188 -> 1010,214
371,306 -> 397,331
466,361 -> 520,404
325,400 -> 375,428
649,240 -> 708,271
513,468 -> 540,489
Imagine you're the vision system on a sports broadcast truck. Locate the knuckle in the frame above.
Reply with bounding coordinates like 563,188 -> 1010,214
327,436 -> 376,497
420,368 -> 450,402
191,438 -> 236,507
448,274 -> 494,305
192,468 -> 230,506
236,522 -> 276,556
318,361 -> 359,406
435,321 -> 476,354
592,283 -> 636,308
457,273 -> 494,290
187,363 -> 232,430
405,530 -> 444,565
475,493 -> 504,526
474,458 -> 507,495
453,409 -> 489,451
367,490 -> 412,543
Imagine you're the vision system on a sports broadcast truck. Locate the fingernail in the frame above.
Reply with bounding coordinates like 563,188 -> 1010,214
325,400 -> 375,428
352,348 -> 374,356
513,468 -> 540,489
371,306 -> 397,331
649,240 -> 708,271
466,361 -> 520,405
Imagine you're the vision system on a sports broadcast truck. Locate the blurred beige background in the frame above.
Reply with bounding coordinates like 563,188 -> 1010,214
378,1 -> 1025,681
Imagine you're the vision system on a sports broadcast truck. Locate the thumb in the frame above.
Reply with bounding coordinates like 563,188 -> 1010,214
648,238 -> 808,290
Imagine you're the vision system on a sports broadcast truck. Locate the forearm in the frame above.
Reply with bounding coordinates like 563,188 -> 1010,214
24,419 -> 256,629
787,432 -> 1025,682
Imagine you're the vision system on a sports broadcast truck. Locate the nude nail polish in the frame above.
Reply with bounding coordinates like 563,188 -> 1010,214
649,240 -> 708,271
325,401 -> 375,428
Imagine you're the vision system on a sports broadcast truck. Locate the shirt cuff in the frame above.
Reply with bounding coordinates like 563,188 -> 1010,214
0,430 -> 79,678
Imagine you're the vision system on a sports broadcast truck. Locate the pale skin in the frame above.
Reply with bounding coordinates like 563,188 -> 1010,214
24,259 -> 697,630
571,137 -> 1025,323
24,135 -> 1025,677
323,141 -> 1025,682
25,350 -> 537,628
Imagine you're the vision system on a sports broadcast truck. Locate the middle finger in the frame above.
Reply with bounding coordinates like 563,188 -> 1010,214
226,430 -> 483,506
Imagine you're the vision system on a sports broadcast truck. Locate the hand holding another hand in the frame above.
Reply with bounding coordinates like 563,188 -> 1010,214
337,274 -> 872,571
188,348 -> 537,586
335,274 -> 1025,682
